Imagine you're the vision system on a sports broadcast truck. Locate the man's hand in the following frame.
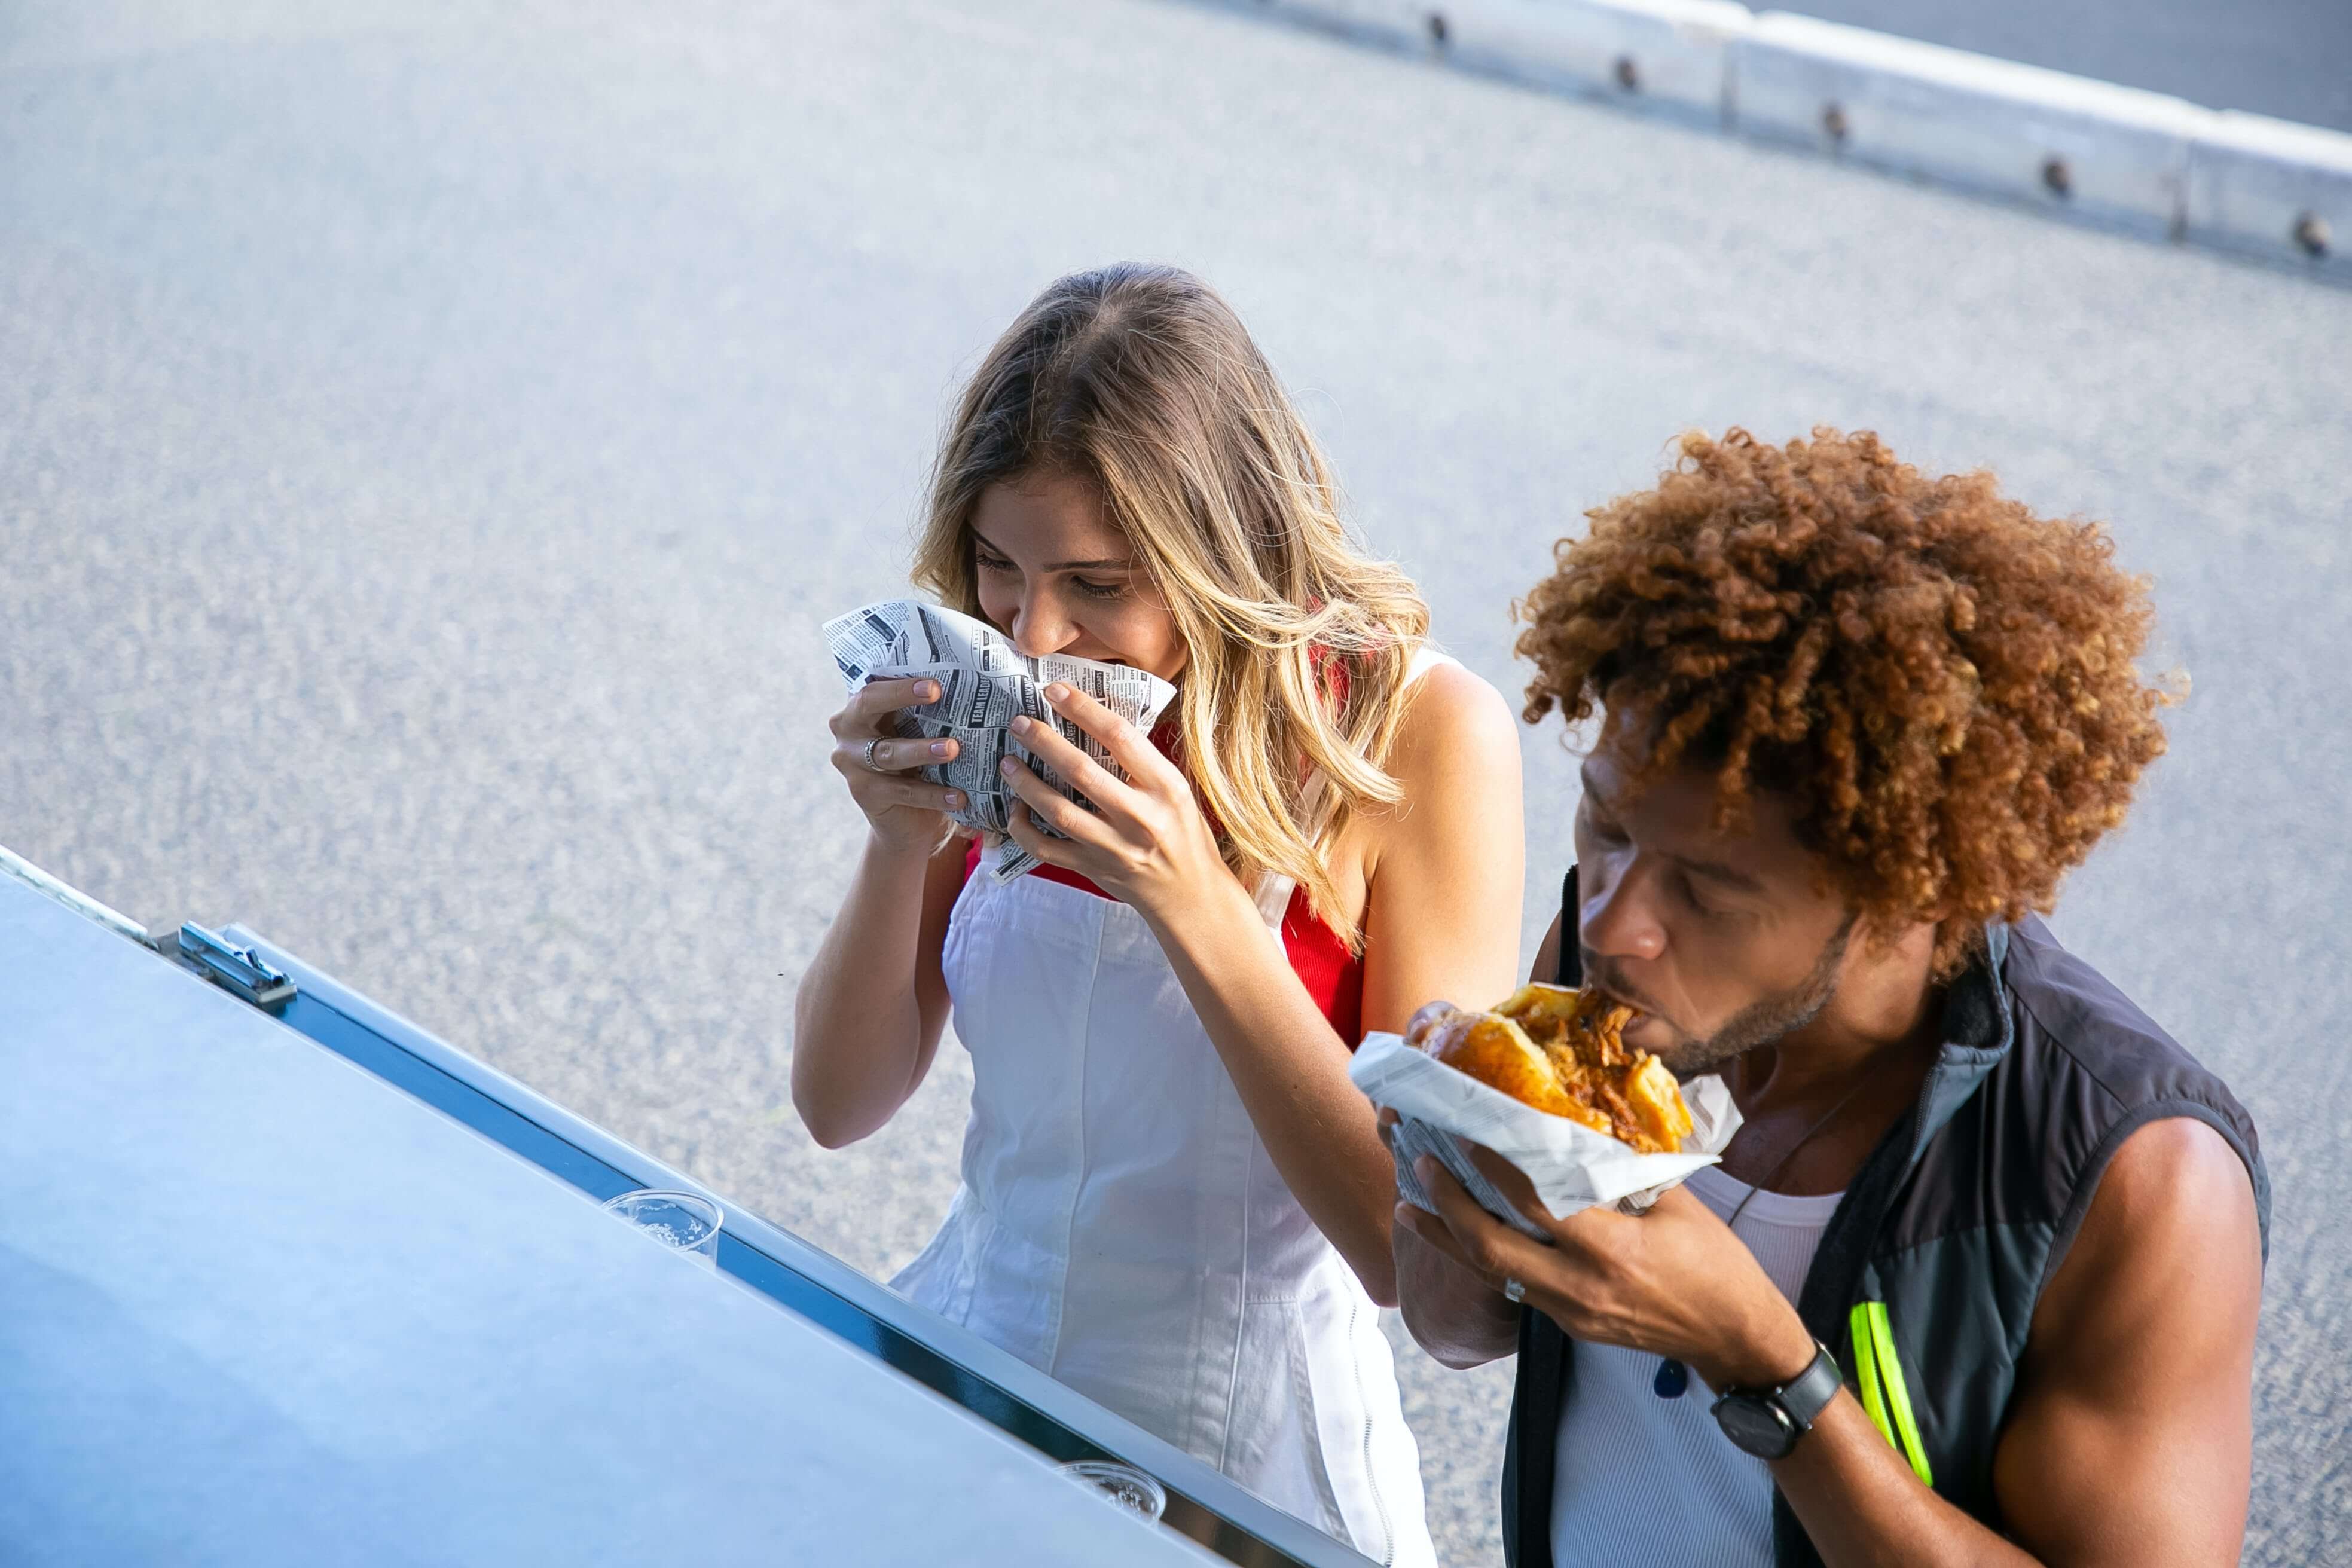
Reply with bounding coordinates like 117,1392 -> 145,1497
1395,1142 -> 1815,1394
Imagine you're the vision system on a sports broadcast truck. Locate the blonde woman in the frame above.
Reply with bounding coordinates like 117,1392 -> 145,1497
793,265 -> 1522,1565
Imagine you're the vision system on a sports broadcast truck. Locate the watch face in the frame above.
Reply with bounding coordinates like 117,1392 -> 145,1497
1713,1394 -> 1798,1460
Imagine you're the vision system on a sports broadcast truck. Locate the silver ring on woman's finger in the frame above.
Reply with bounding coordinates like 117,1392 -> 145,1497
862,738 -> 884,771
1502,1277 -> 1526,1304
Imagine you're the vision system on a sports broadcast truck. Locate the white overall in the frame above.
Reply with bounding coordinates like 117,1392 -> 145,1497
891,754 -> 1440,1567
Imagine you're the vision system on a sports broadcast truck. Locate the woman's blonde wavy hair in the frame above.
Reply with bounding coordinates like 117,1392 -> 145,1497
912,264 -> 1430,946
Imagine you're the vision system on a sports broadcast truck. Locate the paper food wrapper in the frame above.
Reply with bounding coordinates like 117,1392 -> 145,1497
1350,1029 -> 1742,1239
820,598 -> 1178,884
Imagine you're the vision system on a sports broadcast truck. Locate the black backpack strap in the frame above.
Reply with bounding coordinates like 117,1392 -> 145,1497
1499,865 -> 1586,1568
1555,866 -> 1583,986
1501,1306 -> 1569,1568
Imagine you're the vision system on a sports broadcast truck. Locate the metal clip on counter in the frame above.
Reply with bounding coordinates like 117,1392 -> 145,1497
0,844 -> 1375,1568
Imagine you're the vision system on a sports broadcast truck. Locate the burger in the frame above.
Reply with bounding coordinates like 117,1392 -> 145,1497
1404,983 -> 1694,1154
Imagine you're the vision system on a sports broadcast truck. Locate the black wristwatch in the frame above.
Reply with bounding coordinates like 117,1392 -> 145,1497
1710,1341 -> 1841,1460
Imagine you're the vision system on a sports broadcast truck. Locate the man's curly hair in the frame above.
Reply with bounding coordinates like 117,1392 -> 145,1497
1516,428 -> 2171,978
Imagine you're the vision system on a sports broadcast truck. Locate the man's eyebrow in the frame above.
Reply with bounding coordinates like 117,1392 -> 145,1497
970,527 -> 1134,573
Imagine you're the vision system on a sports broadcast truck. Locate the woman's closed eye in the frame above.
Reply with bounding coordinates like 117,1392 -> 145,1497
975,548 -> 1123,601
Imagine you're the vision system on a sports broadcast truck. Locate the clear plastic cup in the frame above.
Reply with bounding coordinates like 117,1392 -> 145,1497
600,1189 -> 722,1270
1056,1459 -> 1167,1524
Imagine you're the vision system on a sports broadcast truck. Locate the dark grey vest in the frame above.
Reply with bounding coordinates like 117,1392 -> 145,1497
1501,871 -> 2269,1568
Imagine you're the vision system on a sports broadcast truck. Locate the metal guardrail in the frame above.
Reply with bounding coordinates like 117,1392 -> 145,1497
1211,0 -> 2352,281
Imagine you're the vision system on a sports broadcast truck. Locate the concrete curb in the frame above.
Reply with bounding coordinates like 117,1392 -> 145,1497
1734,14 -> 2201,239
1218,0 -> 2352,283
1438,0 -> 1749,129
2188,111 -> 2352,273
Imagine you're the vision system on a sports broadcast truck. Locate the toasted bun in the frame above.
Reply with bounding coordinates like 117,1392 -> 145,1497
1623,1054 -> 1696,1152
1419,1014 -> 1572,1124
1406,985 -> 1691,1153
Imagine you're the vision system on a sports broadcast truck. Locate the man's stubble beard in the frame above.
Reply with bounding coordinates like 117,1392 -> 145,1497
1587,913 -> 1858,1081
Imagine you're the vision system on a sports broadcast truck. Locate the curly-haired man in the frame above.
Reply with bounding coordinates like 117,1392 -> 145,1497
1390,430 -> 2267,1568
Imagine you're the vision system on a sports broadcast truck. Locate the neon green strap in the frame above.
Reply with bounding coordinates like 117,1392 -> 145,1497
1847,1303 -> 1895,1448
1861,1300 -> 1936,1488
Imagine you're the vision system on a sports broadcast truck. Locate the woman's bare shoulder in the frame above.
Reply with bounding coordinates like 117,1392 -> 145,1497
1355,655 -> 1527,1007
1386,657 -> 1519,783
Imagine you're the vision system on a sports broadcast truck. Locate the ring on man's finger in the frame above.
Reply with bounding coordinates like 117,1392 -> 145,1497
1502,1277 -> 1526,1305
862,738 -> 884,771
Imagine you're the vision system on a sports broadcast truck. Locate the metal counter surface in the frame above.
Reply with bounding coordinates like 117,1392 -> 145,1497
0,873 -> 1242,1567
213,914 -> 1370,1568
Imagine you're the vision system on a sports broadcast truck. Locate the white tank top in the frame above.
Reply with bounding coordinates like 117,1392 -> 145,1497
889,649 -> 1458,1568
1548,1165 -> 1844,1568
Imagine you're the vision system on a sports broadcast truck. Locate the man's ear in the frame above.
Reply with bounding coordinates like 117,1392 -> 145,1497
1855,910 -> 1939,967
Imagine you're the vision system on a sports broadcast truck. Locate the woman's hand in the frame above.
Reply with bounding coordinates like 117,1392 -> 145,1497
1377,1109 -> 1524,1367
997,683 -> 1235,925
828,677 -> 970,855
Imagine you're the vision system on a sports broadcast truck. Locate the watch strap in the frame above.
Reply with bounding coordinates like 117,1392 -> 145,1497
1708,1340 -> 1843,1460
1776,1340 -> 1842,1430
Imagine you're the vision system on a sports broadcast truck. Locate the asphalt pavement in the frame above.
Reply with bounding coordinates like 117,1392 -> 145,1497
4,1 -> 2347,1562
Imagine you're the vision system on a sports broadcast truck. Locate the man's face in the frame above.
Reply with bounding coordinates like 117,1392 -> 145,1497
1573,714 -> 1858,1078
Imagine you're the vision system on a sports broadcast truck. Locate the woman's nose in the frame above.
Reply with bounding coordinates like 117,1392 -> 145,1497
1581,867 -> 1667,964
1010,592 -> 1074,659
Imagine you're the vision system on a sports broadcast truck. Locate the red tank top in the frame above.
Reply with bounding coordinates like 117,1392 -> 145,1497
955,721 -> 1367,1047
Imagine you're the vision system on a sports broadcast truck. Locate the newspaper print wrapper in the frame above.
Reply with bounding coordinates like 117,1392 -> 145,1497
1349,1030 -> 1742,1240
822,598 -> 1180,881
